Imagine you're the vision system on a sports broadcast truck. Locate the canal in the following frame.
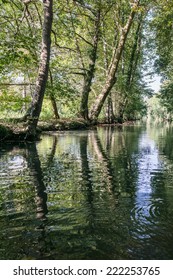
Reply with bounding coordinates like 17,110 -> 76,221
0,123 -> 173,259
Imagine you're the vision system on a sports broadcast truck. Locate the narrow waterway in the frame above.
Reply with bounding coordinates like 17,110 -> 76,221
0,123 -> 173,259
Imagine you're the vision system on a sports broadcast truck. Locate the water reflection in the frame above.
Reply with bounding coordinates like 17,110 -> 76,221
79,134 -> 95,229
1,125 -> 173,259
25,143 -> 48,220
129,127 -> 173,259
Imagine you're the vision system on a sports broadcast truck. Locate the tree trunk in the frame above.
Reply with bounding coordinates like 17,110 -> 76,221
89,1 -> 139,122
25,0 -> 53,138
119,15 -> 143,122
106,94 -> 115,123
79,10 -> 100,120
49,94 -> 60,119
126,15 -> 143,90
49,69 -> 60,119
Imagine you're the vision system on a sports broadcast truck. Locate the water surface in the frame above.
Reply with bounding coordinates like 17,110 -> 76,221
0,123 -> 173,259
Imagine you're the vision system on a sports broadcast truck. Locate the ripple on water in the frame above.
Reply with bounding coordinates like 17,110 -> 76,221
130,198 -> 169,238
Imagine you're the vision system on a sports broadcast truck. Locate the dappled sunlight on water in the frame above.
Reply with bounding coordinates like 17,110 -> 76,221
1,124 -> 173,259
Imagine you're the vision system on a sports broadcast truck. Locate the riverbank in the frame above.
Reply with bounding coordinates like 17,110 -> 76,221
0,118 -> 90,141
0,118 -> 136,142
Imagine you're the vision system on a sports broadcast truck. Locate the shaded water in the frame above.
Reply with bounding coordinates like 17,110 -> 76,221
0,123 -> 173,260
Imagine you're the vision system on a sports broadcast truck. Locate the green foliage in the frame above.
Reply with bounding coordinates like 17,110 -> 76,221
147,94 -> 171,120
159,80 -> 173,113
148,0 -> 173,119
0,0 -> 171,123
0,89 -> 30,109
152,0 -> 173,75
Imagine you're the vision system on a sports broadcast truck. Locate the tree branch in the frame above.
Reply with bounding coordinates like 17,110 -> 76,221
75,32 -> 93,47
0,83 -> 34,86
73,0 -> 96,15
51,29 -> 77,52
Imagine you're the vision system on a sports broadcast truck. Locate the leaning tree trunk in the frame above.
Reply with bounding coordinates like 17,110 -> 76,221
119,15 -> 143,123
89,1 -> 140,122
79,10 -> 100,120
25,0 -> 53,139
